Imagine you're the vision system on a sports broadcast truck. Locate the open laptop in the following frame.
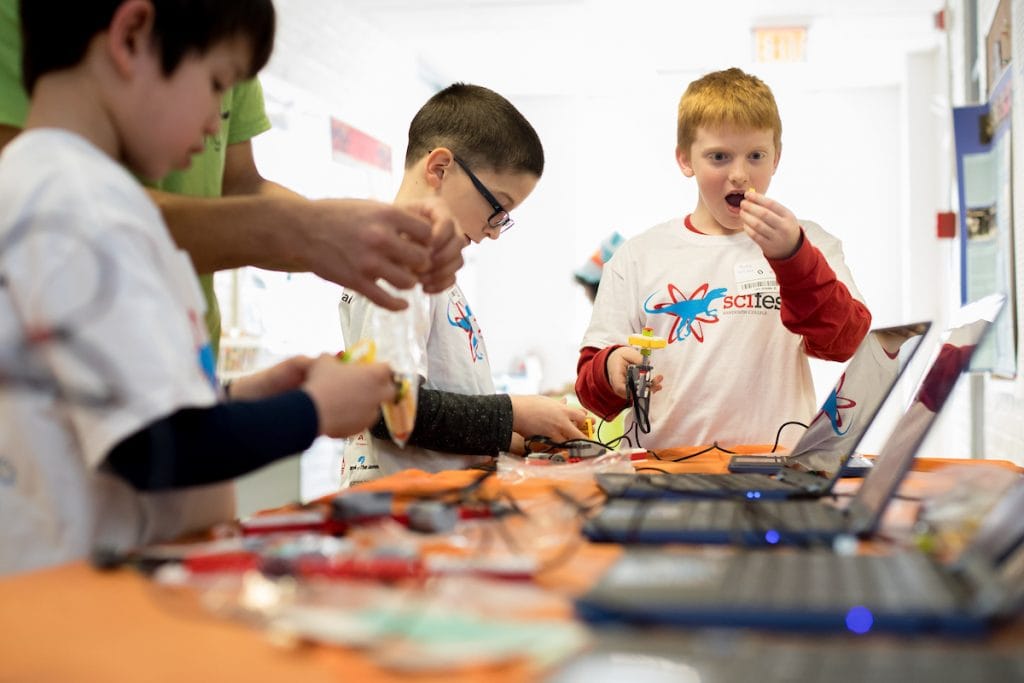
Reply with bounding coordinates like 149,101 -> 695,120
555,636 -> 1024,683
596,322 -> 931,501
577,476 -> 1024,635
583,293 -> 1006,546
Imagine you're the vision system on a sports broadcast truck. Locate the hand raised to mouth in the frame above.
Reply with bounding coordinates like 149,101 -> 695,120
739,189 -> 802,260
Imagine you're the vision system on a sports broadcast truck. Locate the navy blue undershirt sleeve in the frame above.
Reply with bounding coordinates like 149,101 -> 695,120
106,390 -> 319,491
370,388 -> 513,455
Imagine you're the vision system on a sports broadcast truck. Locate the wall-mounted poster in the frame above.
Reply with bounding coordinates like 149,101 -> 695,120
953,67 -> 1017,376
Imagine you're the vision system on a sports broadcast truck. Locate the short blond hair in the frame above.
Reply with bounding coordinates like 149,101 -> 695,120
676,68 -> 782,155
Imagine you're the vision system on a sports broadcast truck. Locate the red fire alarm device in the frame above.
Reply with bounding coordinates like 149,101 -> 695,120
937,211 -> 956,238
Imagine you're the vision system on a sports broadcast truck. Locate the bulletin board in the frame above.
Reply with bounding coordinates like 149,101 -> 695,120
1013,0 -> 1024,367
952,66 -> 1017,376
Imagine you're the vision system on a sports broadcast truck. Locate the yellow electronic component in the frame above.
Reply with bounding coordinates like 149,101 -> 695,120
584,417 -> 595,440
627,327 -> 667,350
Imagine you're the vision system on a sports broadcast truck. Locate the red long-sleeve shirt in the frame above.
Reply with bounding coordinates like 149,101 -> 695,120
576,224 -> 871,422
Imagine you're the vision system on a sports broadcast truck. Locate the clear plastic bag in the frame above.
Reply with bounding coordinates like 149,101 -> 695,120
364,283 -> 429,447
496,450 -> 634,483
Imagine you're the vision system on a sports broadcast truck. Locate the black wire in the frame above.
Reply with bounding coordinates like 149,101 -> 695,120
625,367 -> 651,434
522,433 -> 619,458
529,487 -> 606,575
633,466 -> 672,474
408,468 -> 496,506
648,441 -> 737,462
770,420 -> 810,453
551,487 -> 606,516
595,414 -> 633,450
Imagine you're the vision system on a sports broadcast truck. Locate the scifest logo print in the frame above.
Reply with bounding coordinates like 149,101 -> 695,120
447,293 -> 485,362
643,283 -> 727,343
811,372 -> 856,436
644,281 -> 782,343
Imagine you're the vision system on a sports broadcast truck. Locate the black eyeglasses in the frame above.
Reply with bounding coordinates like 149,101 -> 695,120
452,155 -> 514,234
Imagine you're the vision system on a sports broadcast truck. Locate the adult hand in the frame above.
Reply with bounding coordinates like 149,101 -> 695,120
606,347 -> 664,400
227,355 -> 313,401
301,198 -> 453,310
397,196 -> 464,294
739,189 -> 802,260
510,395 -> 589,443
302,354 -> 396,438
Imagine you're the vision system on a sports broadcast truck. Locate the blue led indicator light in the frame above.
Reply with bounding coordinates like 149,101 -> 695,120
764,529 -> 780,544
845,606 -> 873,634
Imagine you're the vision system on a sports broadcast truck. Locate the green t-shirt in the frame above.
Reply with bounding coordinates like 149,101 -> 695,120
148,81 -> 272,355
0,0 -> 271,358
0,0 -> 26,128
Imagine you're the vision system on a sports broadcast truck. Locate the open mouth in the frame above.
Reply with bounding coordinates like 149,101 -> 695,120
725,192 -> 745,208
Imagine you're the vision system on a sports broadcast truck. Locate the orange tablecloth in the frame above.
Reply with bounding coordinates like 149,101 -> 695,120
1,453 -> 1020,682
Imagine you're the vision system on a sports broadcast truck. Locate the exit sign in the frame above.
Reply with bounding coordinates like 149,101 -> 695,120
753,26 -> 808,63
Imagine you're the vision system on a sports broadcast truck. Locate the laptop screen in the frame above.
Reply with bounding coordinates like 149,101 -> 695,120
850,293 -> 1007,527
785,322 -> 930,479
958,480 -> 1024,567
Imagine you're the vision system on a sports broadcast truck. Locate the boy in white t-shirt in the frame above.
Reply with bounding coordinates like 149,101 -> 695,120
339,84 -> 589,479
0,0 -> 396,575
576,67 -> 872,451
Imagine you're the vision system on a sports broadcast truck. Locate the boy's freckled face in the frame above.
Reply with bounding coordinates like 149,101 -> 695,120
678,126 -> 779,236
443,166 -> 538,245
124,37 -> 251,179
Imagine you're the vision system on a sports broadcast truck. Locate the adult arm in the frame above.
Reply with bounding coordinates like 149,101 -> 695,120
370,388 -> 514,455
106,390 -> 318,491
150,141 -> 463,310
769,231 -> 871,361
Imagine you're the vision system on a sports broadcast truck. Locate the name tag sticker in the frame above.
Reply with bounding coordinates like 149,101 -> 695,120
734,261 -> 778,292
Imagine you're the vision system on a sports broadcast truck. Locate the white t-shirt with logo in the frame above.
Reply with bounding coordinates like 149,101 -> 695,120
581,217 -> 864,451
339,282 -> 495,478
0,130 -> 234,575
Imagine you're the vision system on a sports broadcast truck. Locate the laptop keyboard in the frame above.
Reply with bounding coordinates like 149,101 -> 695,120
707,499 -> 847,533
588,499 -> 851,542
591,549 -> 966,614
718,642 -> 1024,682
659,473 -> 800,493
559,636 -> 1024,683
722,551 -> 964,612
597,473 -> 809,499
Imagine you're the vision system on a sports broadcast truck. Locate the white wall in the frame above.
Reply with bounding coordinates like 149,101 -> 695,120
982,0 -> 1024,463
937,0 -> 1024,466
237,0 -> 1023,471
465,75 -> 911,400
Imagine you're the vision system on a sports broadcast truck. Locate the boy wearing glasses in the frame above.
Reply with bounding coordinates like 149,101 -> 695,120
339,83 -> 589,479
576,68 -> 871,451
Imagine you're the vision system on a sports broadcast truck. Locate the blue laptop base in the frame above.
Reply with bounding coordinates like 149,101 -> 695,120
595,472 -> 820,501
583,498 -> 860,547
575,600 -> 989,637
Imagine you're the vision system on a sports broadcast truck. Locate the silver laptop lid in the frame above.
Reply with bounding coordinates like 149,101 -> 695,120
953,481 -> 1024,615
848,293 -> 1007,530
784,322 -> 931,479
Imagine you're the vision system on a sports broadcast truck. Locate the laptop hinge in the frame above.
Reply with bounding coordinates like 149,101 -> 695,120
949,556 -> 1007,616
